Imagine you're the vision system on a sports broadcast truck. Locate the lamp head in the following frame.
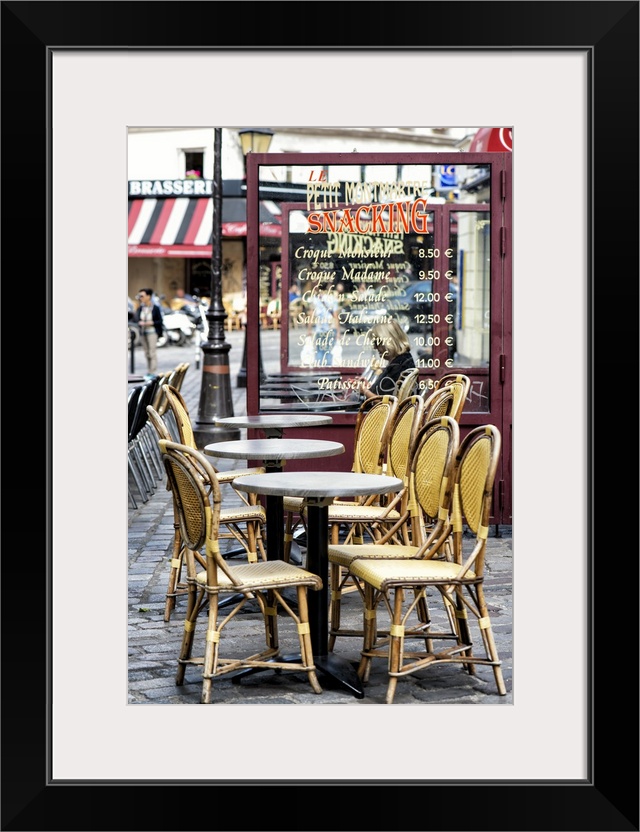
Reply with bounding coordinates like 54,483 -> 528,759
238,128 -> 274,156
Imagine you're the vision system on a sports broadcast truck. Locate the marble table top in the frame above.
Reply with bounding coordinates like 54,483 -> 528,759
203,438 -> 345,461
214,414 -> 334,431
232,471 -> 403,499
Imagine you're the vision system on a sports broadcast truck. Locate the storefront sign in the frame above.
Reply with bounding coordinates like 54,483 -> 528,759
128,179 -> 213,197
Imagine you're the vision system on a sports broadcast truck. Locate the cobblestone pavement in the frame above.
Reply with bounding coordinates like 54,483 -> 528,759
128,333 -> 513,706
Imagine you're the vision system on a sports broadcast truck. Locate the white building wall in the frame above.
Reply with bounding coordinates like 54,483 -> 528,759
127,126 -> 478,181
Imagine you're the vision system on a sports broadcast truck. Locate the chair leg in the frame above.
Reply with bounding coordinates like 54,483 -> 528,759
474,586 -> 507,695
264,589 -> 279,651
385,588 -> 405,704
164,525 -> 183,622
283,511 -> 296,562
128,452 -> 149,504
295,586 -> 323,694
176,583 -> 202,686
244,519 -> 259,564
128,483 -> 138,509
328,562 -> 342,652
415,588 -> 433,653
451,588 -> 475,673
131,440 -> 155,494
256,525 -> 266,561
201,600 -> 220,705
141,425 -> 163,479
357,582 -> 377,683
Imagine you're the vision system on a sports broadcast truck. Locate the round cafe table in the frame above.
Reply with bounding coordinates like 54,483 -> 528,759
204,438 -> 345,562
234,470 -> 403,698
214,413 -> 333,439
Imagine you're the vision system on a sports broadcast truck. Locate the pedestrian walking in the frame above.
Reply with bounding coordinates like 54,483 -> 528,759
133,288 -> 164,374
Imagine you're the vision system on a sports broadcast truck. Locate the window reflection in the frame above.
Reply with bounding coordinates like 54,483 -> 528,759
253,162 -> 492,411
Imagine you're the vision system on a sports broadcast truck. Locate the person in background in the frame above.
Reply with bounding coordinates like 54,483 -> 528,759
288,282 -> 301,303
133,288 -> 164,375
170,287 -> 197,311
357,318 -> 415,399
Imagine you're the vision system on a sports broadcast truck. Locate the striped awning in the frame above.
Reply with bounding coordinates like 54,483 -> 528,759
128,197 -> 281,257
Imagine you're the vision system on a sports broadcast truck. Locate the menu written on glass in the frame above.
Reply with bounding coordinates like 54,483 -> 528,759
284,172 -> 462,396
255,160 -> 491,409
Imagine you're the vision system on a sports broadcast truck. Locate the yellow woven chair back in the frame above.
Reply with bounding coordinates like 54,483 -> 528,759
423,386 -> 456,421
151,371 -> 172,411
386,395 -> 424,480
352,395 -> 398,475
454,424 -> 500,538
163,384 -> 196,449
394,367 -> 419,402
146,404 -> 172,442
434,373 -> 471,421
160,441 -> 233,587
409,416 -> 460,528
171,362 -> 190,392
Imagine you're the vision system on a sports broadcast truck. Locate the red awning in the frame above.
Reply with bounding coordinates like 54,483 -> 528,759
128,197 -> 281,257
469,128 -> 513,152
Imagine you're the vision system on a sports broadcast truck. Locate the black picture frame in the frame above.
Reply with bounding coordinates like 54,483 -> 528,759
2,2 -> 638,830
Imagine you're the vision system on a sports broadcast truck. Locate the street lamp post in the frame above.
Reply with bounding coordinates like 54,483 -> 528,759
193,128 -> 240,446
236,128 -> 274,388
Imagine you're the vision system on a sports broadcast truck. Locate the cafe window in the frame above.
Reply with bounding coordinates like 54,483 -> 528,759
246,155 -> 506,418
183,150 -> 204,178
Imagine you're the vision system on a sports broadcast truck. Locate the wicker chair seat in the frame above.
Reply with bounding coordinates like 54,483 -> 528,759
349,556 -> 476,590
195,559 -> 323,590
218,466 -> 266,484
328,542 -> 419,568
327,504 -> 401,523
283,496 -> 375,513
219,505 -> 266,523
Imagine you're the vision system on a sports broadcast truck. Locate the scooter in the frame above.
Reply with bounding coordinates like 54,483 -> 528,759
157,308 -> 196,347
189,299 -> 209,369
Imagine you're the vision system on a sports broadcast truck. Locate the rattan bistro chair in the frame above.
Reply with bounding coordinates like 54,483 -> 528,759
162,387 -> 268,559
128,377 -> 163,505
422,373 -> 471,422
147,406 -> 208,620
421,384 -> 456,422
282,394 -> 399,563
349,424 -> 506,704
162,384 -> 266,509
394,367 -> 419,402
159,440 -> 323,703
327,415 -> 459,650
147,402 -> 268,621
331,394 -> 426,547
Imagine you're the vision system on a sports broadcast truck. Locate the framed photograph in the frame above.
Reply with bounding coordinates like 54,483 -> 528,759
2,2 -> 637,830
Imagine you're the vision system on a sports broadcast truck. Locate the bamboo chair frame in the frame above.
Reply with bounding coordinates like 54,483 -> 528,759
327,394 -> 425,551
394,367 -> 419,402
350,424 -> 506,704
128,378 -> 163,503
327,415 -> 460,650
159,441 -> 324,703
421,385 -> 457,423
282,395 -> 399,562
424,373 -> 471,422
162,385 -> 267,507
162,384 -> 268,557
147,400 -> 267,622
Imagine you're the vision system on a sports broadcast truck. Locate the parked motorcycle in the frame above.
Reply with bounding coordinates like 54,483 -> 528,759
157,308 -> 196,347
187,299 -> 209,369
